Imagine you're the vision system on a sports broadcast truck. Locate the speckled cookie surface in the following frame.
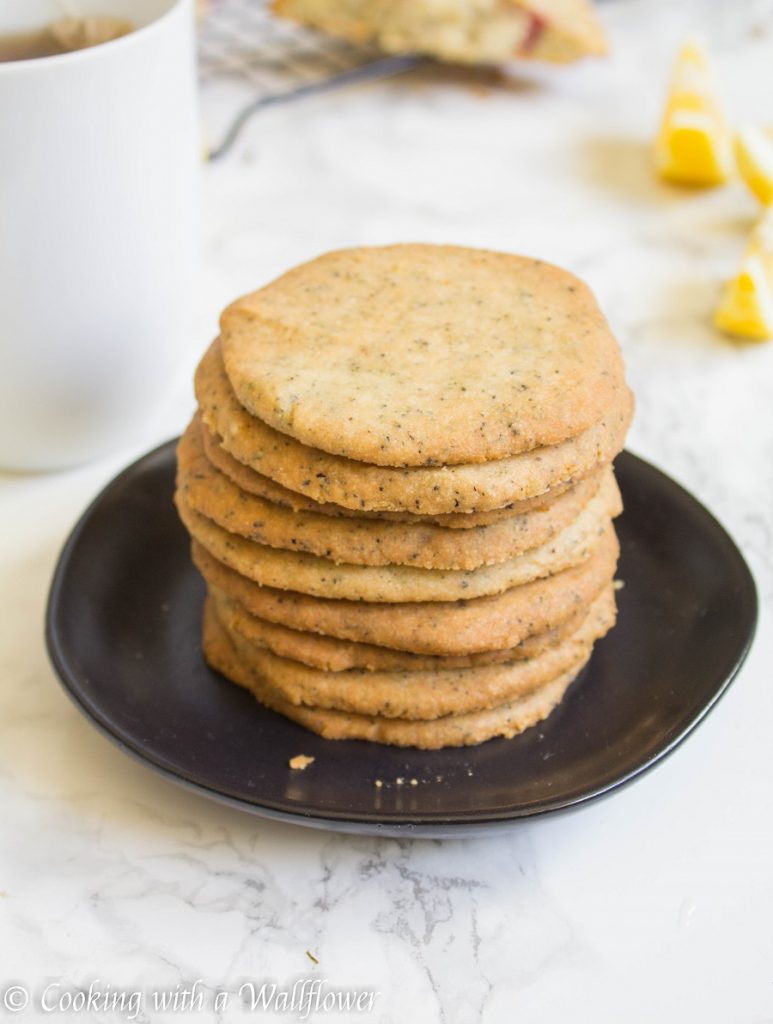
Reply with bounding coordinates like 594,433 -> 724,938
220,245 -> 628,467
209,584 -> 608,672
201,416 -> 576,529
203,603 -> 589,749
213,582 -> 614,683
191,525 -> 619,654
197,341 -> 633,514
178,417 -> 608,571
176,472 -> 620,603
211,587 -> 614,719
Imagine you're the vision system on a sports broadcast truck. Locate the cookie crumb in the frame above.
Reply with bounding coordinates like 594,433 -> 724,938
289,755 -> 315,770
374,779 -> 383,788
409,778 -> 418,786
613,578 -> 625,590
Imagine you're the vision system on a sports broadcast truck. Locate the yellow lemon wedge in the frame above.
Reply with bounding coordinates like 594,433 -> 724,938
736,125 -> 773,205
655,39 -> 733,187
715,254 -> 773,341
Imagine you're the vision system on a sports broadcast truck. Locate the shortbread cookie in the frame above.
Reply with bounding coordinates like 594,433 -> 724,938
208,584 -> 609,671
212,585 -> 615,717
176,472 -> 621,602
191,525 -> 619,654
203,604 -> 590,748
196,341 -> 633,514
201,416 -> 577,528
214,598 -> 606,719
221,246 -> 627,467
272,0 -> 606,65
178,417 -> 608,570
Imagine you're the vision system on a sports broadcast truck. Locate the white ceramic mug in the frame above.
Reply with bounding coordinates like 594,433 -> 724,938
0,0 -> 198,470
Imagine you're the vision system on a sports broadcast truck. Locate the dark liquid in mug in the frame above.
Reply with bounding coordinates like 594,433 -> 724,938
0,17 -> 133,61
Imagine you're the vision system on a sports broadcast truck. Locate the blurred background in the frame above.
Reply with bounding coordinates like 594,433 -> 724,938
1,2 -> 772,1021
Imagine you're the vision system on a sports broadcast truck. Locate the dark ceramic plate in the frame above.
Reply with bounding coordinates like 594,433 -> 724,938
46,443 -> 757,837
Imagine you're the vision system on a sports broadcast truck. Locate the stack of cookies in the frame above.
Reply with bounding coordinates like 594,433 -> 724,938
175,245 -> 633,749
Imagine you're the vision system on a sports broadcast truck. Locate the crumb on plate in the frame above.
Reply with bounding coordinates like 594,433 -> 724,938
289,754 -> 315,770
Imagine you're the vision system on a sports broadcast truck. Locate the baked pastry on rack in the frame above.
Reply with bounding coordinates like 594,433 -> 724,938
272,0 -> 607,65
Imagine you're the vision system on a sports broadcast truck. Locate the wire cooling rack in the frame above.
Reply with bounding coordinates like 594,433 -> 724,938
198,0 -> 421,159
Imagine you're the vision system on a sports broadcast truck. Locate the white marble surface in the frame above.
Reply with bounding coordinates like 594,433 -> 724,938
2,1 -> 773,1020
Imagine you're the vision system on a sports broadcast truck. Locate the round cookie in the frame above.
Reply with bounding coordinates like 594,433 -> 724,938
178,416 -> 609,571
211,585 -> 616,718
220,245 -> 628,466
200,416 -> 578,529
203,603 -> 590,749
196,340 -> 634,515
191,525 -> 620,655
175,472 -> 621,603
208,584 -> 610,672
